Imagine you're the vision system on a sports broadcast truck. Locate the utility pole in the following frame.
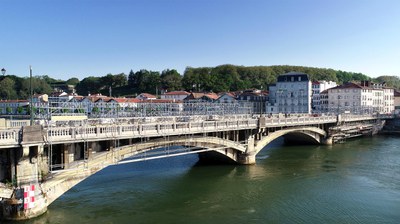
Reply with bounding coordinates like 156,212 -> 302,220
30,66 -> 33,125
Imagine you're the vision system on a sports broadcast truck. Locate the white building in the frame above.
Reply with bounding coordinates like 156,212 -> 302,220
268,72 -> 312,114
161,91 -> 190,101
136,93 -> 157,101
215,92 -> 237,104
0,100 -> 29,115
312,80 -> 337,113
325,81 -> 394,114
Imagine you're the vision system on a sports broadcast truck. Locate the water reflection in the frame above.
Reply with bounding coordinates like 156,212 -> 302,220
7,136 -> 400,224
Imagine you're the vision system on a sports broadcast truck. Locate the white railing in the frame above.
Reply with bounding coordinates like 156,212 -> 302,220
0,130 -> 19,146
0,114 -> 391,147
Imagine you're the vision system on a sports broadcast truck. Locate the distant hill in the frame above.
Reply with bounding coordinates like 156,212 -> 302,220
1,65 -> 399,100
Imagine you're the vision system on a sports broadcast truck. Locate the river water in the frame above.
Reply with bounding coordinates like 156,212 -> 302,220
13,135 -> 400,224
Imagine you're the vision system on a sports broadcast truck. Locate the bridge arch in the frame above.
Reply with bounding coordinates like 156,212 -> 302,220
113,136 -> 247,164
42,136 -> 247,206
254,126 -> 327,155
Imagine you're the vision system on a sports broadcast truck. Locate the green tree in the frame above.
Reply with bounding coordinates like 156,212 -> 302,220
144,71 -> 161,94
17,106 -> 24,114
0,77 -> 17,99
19,76 -> 52,99
92,107 -> 100,114
114,73 -> 127,87
127,69 -> 136,87
101,74 -> 115,89
66,77 -> 80,86
374,76 -> 400,89
76,76 -> 102,95
160,69 -> 182,91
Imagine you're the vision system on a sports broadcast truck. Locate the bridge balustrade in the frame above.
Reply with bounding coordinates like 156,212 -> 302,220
0,130 -> 18,145
18,115 -> 378,145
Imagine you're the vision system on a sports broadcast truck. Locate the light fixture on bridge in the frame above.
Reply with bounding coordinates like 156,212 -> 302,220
1,68 -> 6,76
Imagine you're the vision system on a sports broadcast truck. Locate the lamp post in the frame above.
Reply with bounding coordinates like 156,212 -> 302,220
30,66 -> 33,125
1,68 -> 5,76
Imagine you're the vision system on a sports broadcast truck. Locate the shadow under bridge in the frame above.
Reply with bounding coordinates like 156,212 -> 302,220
114,136 -> 248,165
253,126 -> 327,155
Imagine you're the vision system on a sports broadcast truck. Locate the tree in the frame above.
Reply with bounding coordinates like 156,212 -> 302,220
210,65 -> 241,92
101,74 -> 115,89
66,77 -> 80,86
160,69 -> 182,91
0,77 -> 17,99
76,76 -> 102,95
128,69 -> 135,87
145,71 -> 161,94
182,67 -> 213,92
17,106 -> 24,114
374,76 -> 400,89
19,76 -> 53,99
114,73 -> 127,87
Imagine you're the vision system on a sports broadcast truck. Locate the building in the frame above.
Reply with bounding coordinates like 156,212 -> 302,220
319,90 -> 329,113
136,93 -> 157,101
237,89 -> 268,114
268,72 -> 312,114
312,80 -> 337,112
184,92 -> 219,102
324,81 -> 394,114
394,90 -> 400,114
160,91 -> 190,101
0,100 -> 29,115
215,92 -> 237,104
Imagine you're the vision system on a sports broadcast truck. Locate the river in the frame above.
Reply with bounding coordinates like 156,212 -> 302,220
11,135 -> 400,223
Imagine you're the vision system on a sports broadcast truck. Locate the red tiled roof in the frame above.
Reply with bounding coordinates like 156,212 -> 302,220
137,93 -> 157,99
205,93 -> 219,100
140,99 -> 182,103
126,98 -> 141,103
329,82 -> 364,90
163,91 -> 190,95
113,98 -> 128,103
0,100 -> 29,103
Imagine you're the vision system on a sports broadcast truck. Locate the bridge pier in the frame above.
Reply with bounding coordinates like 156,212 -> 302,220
2,145 -> 48,221
322,137 -> 333,145
237,153 -> 256,165
238,135 -> 256,165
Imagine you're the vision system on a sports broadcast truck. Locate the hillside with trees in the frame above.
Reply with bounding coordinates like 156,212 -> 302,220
1,65 -> 399,100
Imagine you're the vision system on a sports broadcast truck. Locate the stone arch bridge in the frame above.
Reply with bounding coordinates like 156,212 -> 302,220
0,114 -> 390,220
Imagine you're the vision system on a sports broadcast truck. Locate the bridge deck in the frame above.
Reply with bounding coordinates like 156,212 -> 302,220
0,114 -> 391,148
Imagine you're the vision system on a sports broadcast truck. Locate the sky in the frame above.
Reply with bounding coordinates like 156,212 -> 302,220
1,0 -> 400,80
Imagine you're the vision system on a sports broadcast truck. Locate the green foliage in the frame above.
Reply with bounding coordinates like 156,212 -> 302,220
92,107 -> 100,114
17,106 -> 24,114
0,77 -> 17,99
1,65 -> 390,100
160,69 -> 182,91
373,76 -> 400,89
182,65 -> 374,92
66,77 -> 80,86
76,76 -> 102,95
127,69 -> 161,94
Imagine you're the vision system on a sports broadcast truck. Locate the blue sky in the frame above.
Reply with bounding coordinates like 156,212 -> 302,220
1,0 -> 400,80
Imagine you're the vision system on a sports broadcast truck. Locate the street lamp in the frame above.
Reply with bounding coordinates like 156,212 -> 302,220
1,68 -> 5,76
